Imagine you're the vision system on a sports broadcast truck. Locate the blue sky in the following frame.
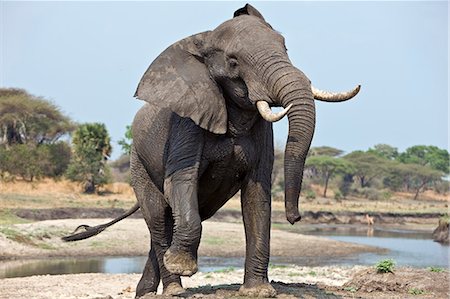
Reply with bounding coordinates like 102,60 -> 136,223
2,1 -> 448,159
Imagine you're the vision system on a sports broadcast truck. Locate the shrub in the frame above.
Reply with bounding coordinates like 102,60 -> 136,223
66,123 -> 112,193
305,190 -> 316,200
334,190 -> 343,200
375,259 -> 395,273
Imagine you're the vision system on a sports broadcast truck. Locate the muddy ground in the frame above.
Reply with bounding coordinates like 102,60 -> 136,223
0,266 -> 448,299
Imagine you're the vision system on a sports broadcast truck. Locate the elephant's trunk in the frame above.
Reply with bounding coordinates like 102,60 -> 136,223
265,61 -> 316,224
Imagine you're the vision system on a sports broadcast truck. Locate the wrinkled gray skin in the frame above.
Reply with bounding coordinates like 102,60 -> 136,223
131,6 -> 311,297
64,4 -> 358,298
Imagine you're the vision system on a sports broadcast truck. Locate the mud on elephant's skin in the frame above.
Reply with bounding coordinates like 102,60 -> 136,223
63,4 -> 360,298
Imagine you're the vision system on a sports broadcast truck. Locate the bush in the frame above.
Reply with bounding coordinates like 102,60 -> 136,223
338,174 -> 353,198
375,259 -> 395,273
0,144 -> 50,181
305,190 -> 316,200
43,142 -> 71,178
66,123 -> 112,193
334,190 -> 343,200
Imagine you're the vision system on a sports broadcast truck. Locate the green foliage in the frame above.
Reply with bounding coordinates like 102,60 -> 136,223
439,214 -> 450,225
375,259 -> 395,273
0,144 -> 51,181
66,123 -> 112,193
428,266 -> 445,273
343,286 -> 357,293
338,174 -> 354,198
343,151 -> 388,188
408,288 -> 426,295
368,144 -> 399,160
308,146 -> 343,157
305,190 -> 316,200
334,190 -> 343,200
306,155 -> 353,197
118,125 -> 133,155
42,142 -> 72,177
0,88 -> 75,146
393,163 -> 443,200
397,145 -> 449,174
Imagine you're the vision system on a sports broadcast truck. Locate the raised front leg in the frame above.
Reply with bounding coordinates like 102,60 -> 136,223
131,148 -> 183,297
239,177 -> 276,298
163,116 -> 204,276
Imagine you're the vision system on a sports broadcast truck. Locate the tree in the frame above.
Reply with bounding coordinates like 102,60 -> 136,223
397,145 -> 449,174
0,144 -> 51,181
118,125 -> 133,155
0,88 -> 75,146
66,123 -> 112,193
343,151 -> 388,188
395,163 -> 443,200
306,156 -> 353,197
308,146 -> 344,157
368,144 -> 399,160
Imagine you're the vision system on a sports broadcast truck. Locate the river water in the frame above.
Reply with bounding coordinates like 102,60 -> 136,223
1,225 -> 448,279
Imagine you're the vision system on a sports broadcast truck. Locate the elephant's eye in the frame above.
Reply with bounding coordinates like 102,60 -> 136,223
229,58 -> 238,68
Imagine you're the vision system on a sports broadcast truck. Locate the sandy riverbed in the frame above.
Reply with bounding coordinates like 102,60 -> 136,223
1,219 -> 448,298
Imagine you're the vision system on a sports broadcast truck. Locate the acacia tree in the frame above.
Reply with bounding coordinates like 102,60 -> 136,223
306,155 -> 353,197
308,146 -> 343,157
343,151 -> 388,188
396,163 -> 443,200
66,123 -> 112,193
397,145 -> 449,174
0,88 -> 75,146
0,88 -> 74,180
368,144 -> 399,160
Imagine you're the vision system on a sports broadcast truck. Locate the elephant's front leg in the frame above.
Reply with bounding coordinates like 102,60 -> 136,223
163,116 -> 204,276
239,178 -> 276,298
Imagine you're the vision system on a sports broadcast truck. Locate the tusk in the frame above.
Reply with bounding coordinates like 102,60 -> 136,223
312,84 -> 361,102
256,101 -> 292,122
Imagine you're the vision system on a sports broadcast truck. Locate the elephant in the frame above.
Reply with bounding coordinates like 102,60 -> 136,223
63,4 -> 360,298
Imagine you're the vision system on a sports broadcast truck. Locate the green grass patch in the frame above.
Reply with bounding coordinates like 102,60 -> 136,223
269,263 -> 288,269
0,226 -> 36,246
287,272 -> 303,277
375,259 -> 395,273
0,209 -> 29,225
428,266 -> 445,273
343,286 -> 357,293
203,236 -> 226,246
408,288 -> 426,295
307,270 -> 317,276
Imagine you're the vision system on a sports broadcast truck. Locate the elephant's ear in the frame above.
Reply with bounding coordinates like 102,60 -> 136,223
233,4 -> 266,22
134,32 -> 227,135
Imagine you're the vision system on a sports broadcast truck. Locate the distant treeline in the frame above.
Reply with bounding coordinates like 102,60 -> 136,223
1,88 -> 448,199
272,144 -> 449,201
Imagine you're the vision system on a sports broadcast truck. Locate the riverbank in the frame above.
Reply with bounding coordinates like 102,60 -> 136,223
0,219 -> 383,260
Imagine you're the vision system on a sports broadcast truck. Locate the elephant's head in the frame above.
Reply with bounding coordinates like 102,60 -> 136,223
135,4 -> 360,224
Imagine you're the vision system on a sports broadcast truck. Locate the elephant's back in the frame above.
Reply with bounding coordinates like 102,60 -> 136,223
132,103 -> 171,190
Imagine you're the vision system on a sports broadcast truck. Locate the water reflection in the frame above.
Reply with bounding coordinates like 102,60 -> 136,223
1,225 -> 448,279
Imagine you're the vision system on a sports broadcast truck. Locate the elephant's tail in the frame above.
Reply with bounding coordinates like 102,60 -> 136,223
61,202 -> 140,242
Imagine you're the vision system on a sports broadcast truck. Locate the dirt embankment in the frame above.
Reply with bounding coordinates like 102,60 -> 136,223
11,207 -> 443,226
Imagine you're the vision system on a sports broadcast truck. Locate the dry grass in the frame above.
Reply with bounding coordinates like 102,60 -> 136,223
0,179 -> 448,214
0,179 -> 135,209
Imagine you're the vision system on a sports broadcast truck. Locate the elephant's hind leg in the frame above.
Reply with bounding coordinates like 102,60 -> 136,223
131,149 -> 183,297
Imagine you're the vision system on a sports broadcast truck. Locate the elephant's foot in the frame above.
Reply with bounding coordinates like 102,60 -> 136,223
163,282 -> 185,295
239,283 -> 276,298
163,247 -> 198,276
